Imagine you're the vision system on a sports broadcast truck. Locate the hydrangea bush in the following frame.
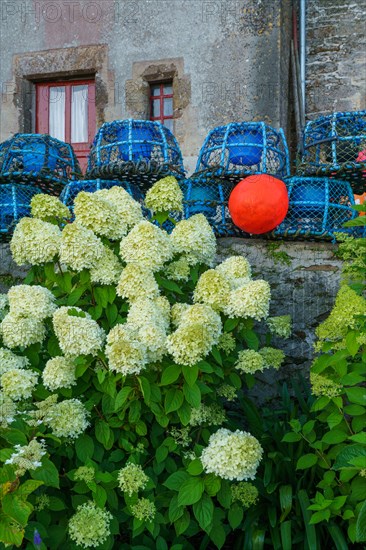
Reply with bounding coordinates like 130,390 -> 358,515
0,181 -> 290,549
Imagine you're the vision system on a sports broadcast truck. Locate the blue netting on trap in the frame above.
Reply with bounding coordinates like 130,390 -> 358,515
298,111 -> 366,194
195,122 -> 290,182
0,184 -> 43,241
271,177 -> 362,241
182,175 -> 243,237
86,120 -> 185,187
60,179 -> 145,210
0,134 -> 82,193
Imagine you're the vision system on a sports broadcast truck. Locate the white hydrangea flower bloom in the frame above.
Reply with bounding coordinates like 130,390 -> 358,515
165,256 -> 191,282
60,222 -> 104,272
201,428 -> 263,481
52,307 -> 105,357
74,191 -> 128,240
117,264 -> 160,303
10,217 -> 61,266
127,298 -> 169,362
120,220 -> 173,272
235,349 -> 265,374
0,348 -> 29,375
259,347 -> 285,370
90,246 -> 123,286
130,498 -> 156,522
215,256 -> 252,289
97,186 -> 143,230
193,269 -> 231,311
189,403 -> 226,427
74,466 -> 95,483
7,285 -> 56,320
68,502 -> 112,548
170,214 -> 216,266
224,280 -> 271,320
1,368 -> 38,401
145,176 -> 183,212
170,303 -> 190,328
127,297 -> 170,332
0,392 -> 17,428
25,394 -> 58,427
42,356 -> 76,391
31,194 -> 70,221
105,324 -> 148,375
231,482 -> 259,507
166,304 -> 222,366
117,463 -> 149,496
5,439 -> 46,476
44,398 -> 89,438
0,313 -> 46,349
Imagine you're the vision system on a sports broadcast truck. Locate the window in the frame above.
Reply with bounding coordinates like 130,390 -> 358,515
150,82 -> 174,131
36,79 -> 96,172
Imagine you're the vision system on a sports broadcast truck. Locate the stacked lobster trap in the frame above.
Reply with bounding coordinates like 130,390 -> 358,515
270,177 -> 361,240
0,134 -> 81,240
61,119 -> 186,215
276,110 -> 366,240
182,121 -> 291,236
0,112 -> 364,242
297,110 -> 366,195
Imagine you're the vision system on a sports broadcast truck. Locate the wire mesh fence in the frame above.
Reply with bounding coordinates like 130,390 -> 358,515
195,122 -> 290,182
298,111 -> 366,194
0,183 -> 43,241
86,120 -> 185,188
0,134 -> 82,193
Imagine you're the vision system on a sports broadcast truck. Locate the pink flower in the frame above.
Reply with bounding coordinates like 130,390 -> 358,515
356,149 -> 366,162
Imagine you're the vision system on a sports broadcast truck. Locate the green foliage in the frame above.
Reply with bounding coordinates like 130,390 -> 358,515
278,216 -> 366,546
265,242 -> 292,266
0,197 -> 291,549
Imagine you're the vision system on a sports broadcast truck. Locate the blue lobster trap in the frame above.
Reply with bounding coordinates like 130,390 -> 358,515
298,111 -> 366,194
194,122 -> 290,182
182,175 -> 241,237
271,177 -> 362,240
0,184 -> 43,241
0,134 -> 82,193
60,179 -> 145,211
86,120 -> 185,188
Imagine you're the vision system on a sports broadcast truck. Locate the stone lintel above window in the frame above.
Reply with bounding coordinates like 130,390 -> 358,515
125,58 -> 191,125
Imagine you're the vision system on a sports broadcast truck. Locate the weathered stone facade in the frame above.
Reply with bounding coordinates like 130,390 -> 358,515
306,0 -> 366,117
0,0 -> 292,173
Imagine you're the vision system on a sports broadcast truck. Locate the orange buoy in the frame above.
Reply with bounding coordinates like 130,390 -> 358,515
228,174 -> 289,234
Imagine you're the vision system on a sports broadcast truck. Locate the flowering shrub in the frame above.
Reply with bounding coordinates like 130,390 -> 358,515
0,180 -> 290,549
283,207 -> 366,546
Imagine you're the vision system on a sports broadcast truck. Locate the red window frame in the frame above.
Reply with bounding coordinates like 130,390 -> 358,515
150,82 -> 174,128
36,79 -> 96,172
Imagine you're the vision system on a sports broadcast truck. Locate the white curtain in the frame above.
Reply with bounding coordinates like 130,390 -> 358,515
71,85 -> 88,143
49,87 -> 65,141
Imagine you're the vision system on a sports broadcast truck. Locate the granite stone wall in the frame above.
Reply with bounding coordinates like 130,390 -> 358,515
306,0 -> 366,117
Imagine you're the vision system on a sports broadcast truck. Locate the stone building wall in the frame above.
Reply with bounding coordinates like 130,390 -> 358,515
306,0 -> 366,117
0,0 -> 292,173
